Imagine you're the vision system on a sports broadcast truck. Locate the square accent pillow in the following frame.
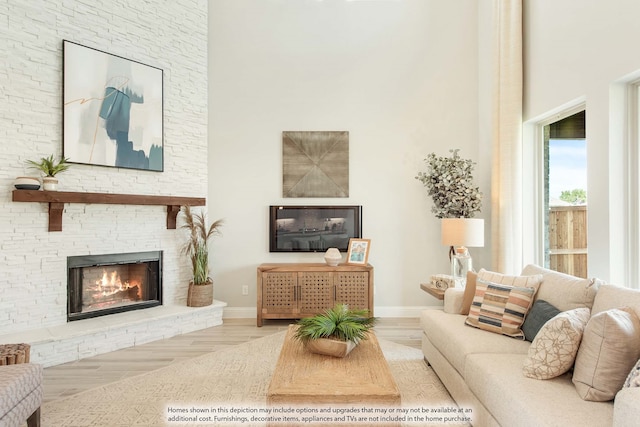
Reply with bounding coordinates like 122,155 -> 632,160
465,278 -> 538,338
460,271 -> 477,315
522,300 -> 561,342
572,307 -> 640,401
522,307 -> 590,379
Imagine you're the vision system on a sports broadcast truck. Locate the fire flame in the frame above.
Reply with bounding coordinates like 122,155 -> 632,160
96,269 -> 140,298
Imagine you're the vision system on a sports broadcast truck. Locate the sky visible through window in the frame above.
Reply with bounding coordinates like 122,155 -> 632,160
548,139 -> 587,203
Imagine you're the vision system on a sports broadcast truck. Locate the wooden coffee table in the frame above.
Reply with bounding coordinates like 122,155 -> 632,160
267,325 -> 401,407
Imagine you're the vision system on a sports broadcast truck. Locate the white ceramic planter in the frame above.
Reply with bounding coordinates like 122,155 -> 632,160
42,177 -> 58,191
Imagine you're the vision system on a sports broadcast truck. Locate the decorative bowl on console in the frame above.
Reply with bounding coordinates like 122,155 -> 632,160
324,247 -> 342,266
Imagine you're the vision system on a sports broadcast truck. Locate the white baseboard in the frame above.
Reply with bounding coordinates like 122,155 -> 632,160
222,305 -> 441,319
222,306 -> 257,318
374,305 -> 439,318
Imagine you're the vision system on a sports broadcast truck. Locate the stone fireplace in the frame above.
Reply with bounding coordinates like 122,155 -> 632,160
67,251 -> 162,321
0,0 -> 217,369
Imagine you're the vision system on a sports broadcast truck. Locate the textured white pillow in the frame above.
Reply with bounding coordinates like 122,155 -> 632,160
523,307 -> 591,379
624,359 -> 640,388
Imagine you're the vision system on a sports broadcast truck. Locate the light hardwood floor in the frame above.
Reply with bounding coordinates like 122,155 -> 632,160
43,317 -> 422,403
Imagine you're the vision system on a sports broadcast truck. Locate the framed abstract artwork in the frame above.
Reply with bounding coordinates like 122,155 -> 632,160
63,40 -> 164,172
282,131 -> 349,197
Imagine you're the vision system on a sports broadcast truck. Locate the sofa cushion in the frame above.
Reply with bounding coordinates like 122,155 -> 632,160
464,353 -> 613,427
522,299 -> 561,342
421,310 -> 530,376
591,284 -> 640,319
573,307 -> 640,401
465,279 -> 537,338
443,288 -> 465,314
521,264 -> 600,311
522,307 -> 590,379
613,387 -> 640,427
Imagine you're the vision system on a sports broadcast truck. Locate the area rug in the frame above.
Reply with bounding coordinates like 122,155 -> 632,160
42,332 -> 464,426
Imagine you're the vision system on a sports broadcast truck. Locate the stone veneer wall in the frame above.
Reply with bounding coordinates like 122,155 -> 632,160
0,0 -> 210,350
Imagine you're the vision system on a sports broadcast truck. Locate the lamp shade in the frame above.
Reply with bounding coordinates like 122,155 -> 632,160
441,218 -> 484,247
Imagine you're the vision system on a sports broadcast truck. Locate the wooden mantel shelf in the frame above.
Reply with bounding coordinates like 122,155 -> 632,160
12,190 -> 205,232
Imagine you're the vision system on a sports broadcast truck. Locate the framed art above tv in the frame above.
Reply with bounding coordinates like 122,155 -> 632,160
269,205 -> 362,252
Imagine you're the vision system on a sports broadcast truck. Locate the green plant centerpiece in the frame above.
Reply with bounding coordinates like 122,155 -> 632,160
294,304 -> 378,357
415,149 -> 482,219
180,205 -> 224,307
26,154 -> 71,191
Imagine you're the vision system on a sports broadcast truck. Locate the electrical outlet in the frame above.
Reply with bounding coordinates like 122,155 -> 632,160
242,285 -> 249,295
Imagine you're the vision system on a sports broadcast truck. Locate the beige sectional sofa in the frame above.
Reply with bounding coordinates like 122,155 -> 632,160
420,264 -> 640,427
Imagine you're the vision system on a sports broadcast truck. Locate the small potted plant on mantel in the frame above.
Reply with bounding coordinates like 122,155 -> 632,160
294,304 -> 377,357
180,205 -> 224,307
26,154 -> 71,191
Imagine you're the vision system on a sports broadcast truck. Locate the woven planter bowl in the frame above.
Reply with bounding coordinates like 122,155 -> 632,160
305,337 -> 357,358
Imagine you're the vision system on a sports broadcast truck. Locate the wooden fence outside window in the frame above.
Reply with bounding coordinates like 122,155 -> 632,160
548,205 -> 587,278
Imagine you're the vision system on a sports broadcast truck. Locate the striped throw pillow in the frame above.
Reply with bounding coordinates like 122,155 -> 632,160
465,278 -> 539,338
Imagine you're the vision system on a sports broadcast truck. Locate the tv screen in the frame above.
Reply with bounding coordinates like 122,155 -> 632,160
269,205 -> 362,252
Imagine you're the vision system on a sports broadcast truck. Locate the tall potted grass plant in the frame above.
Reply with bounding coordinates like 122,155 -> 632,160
180,206 -> 223,307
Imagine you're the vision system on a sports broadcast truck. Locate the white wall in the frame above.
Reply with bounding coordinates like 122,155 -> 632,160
0,0 -> 207,334
523,0 -> 640,285
209,0 -> 488,314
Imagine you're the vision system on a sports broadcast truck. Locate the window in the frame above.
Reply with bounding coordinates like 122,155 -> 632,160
542,111 -> 587,278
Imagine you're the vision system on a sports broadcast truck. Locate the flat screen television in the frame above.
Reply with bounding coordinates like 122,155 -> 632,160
269,205 -> 362,252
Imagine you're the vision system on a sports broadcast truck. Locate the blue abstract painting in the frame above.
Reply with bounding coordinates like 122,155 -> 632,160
63,40 -> 163,171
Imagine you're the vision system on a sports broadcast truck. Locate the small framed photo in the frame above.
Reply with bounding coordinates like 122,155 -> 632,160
346,238 -> 371,265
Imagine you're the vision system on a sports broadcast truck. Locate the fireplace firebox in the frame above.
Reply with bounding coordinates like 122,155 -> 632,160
67,251 -> 162,321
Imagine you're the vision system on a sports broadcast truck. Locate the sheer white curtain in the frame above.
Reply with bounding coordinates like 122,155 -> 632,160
491,0 -> 523,274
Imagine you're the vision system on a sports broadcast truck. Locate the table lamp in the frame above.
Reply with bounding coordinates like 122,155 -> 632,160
441,218 -> 484,287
